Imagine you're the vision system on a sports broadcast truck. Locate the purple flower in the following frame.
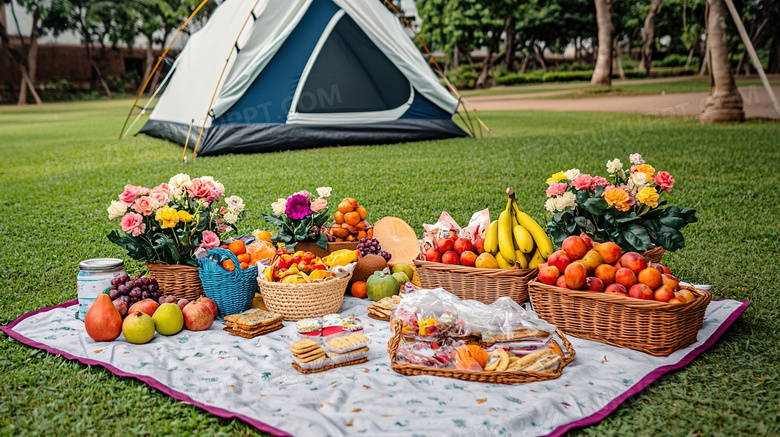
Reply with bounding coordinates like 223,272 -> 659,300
285,194 -> 312,220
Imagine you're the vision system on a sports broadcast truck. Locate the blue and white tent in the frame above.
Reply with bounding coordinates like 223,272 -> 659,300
139,0 -> 467,156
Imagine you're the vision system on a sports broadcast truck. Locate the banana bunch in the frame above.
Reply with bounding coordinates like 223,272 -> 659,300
484,187 -> 554,269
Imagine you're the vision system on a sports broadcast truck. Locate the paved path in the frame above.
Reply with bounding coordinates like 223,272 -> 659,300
465,84 -> 780,119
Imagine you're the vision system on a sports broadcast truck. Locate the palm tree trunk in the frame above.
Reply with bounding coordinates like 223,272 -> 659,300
700,0 -> 744,123
640,0 -> 663,75
614,38 -> 625,79
591,0 -> 614,86
504,18 -> 515,72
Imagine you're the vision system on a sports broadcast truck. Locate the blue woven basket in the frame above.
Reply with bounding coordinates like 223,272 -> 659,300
198,247 -> 258,318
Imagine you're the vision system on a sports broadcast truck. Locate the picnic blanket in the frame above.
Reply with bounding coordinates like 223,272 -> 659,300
1,294 -> 747,437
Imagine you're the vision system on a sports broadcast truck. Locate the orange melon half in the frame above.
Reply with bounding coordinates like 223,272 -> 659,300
372,217 -> 420,265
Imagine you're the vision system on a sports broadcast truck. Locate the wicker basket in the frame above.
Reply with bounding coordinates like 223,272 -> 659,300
528,280 -> 711,356
642,247 -> 666,264
413,260 -> 536,304
198,247 -> 258,318
257,273 -> 351,321
146,262 -> 204,301
388,321 -> 575,384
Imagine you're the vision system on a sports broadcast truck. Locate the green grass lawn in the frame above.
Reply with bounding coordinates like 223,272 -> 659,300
1,100 -> 779,436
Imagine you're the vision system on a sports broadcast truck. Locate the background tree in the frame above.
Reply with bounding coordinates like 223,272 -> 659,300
639,0 -> 663,74
591,0 -> 614,85
700,0 -> 744,123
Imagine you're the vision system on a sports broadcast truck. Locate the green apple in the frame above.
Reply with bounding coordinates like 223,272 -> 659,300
152,303 -> 184,336
391,262 -> 414,282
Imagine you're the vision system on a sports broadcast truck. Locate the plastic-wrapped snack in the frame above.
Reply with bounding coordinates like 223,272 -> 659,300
505,348 -> 562,373
390,308 -> 419,336
322,315 -> 344,337
394,340 -> 458,368
481,297 -> 556,343
325,346 -> 370,365
485,337 -> 553,356
324,332 -> 370,354
296,318 -> 323,340
342,316 -> 363,333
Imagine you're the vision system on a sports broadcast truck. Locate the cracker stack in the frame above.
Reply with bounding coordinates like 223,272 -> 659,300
367,295 -> 402,321
290,339 -> 328,365
326,332 -> 369,351
223,309 -> 283,338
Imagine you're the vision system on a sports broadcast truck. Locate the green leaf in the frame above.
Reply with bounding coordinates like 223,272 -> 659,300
546,222 -> 568,248
263,215 -> 285,227
656,225 -> 686,251
659,215 -> 686,229
574,216 -> 596,233
593,184 -> 605,197
575,189 -> 590,206
566,222 -> 577,234
604,211 -> 617,225
294,221 -> 309,241
312,211 -> 329,228
583,198 -> 607,216
553,211 -> 565,222
107,230 -> 154,262
315,232 -> 328,250
153,234 -> 180,264
624,224 -> 652,252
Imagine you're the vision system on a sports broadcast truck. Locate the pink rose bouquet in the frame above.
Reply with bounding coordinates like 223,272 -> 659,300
263,187 -> 332,251
107,174 -> 245,265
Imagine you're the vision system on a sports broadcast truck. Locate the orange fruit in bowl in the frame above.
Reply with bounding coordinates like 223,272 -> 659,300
344,197 -> 358,208
228,240 -> 246,256
347,224 -> 360,233
344,211 -> 361,226
338,201 -> 353,214
222,260 -> 236,271
333,211 -> 345,224
237,253 -> 251,264
240,262 -> 249,270
356,220 -> 366,230
357,230 -> 367,240
356,206 -> 368,220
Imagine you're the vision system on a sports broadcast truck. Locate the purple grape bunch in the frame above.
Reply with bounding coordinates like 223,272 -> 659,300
357,238 -> 391,261
108,274 -> 161,306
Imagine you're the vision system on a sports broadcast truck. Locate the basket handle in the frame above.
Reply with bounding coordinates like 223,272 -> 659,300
203,247 -> 244,281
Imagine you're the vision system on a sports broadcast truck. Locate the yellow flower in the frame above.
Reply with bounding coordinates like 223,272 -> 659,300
634,164 -> 656,181
155,206 -> 180,228
177,210 -> 193,223
546,171 -> 566,185
603,186 -> 631,212
636,186 -> 660,208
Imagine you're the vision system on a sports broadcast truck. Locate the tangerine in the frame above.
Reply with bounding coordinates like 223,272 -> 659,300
366,228 -> 373,239
228,240 -> 247,256
344,211 -> 361,226
344,197 -> 358,208
351,281 -> 368,298
338,201 -> 353,214
237,253 -> 251,264
357,230 -> 367,240
345,234 -> 355,241
222,260 -> 236,272
347,224 -> 360,233
240,262 -> 249,270
333,211 -> 345,224
356,206 -> 368,220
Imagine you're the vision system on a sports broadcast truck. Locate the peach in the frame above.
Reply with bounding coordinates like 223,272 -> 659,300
653,285 -> 676,302
547,250 -> 572,273
538,263 -> 561,285
650,263 -> 671,274
579,232 -> 594,249
614,261 -> 622,270
614,268 -> 637,289
620,252 -> 648,275
593,241 -> 622,265
604,283 -> 628,296
473,238 -> 485,254
564,262 -> 588,290
437,238 -> 455,253
579,249 -> 604,273
128,299 -> 160,318
675,289 -> 697,303
425,247 -> 441,263
460,251 -> 477,267
587,277 -> 605,292
662,273 -> 680,290
637,267 -> 663,290
454,238 -> 474,255
628,283 -> 654,300
555,275 -> 568,288
442,250 -> 460,265
668,297 -> 684,304
648,263 -> 665,274
562,235 -> 589,260
594,263 -> 616,285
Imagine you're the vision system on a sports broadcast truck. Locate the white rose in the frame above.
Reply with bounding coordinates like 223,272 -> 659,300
107,200 -> 129,220
168,173 -> 191,189
560,191 -> 577,210
630,172 -> 648,190
564,168 -> 580,181
223,211 -> 238,225
226,195 -> 245,214
316,186 -> 332,198
629,153 -> 644,165
271,198 -> 286,215
544,198 -> 557,213
606,158 -> 623,174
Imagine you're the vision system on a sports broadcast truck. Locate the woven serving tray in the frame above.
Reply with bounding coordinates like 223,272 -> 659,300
291,356 -> 369,374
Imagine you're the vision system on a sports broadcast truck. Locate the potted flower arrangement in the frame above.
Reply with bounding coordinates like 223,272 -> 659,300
263,187 -> 332,253
106,174 -> 245,299
544,153 -> 697,253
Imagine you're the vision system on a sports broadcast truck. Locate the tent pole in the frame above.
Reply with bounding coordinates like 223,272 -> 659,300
122,63 -> 177,139
191,0 -> 262,160
118,0 -> 211,139
181,119 -> 194,162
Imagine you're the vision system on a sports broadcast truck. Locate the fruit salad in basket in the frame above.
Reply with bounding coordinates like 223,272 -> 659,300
260,248 -> 358,284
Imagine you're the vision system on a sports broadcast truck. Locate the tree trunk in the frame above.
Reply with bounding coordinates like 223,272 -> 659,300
504,18 -> 515,72
591,0 -> 614,86
700,0 -> 744,123
614,38 -> 625,79
699,39 -> 709,75
0,6 -> 10,92
770,36 -> 780,74
476,45 -> 494,89
519,50 -> 530,74
640,0 -> 663,75
18,10 -> 40,105
466,53 -> 475,69
685,45 -> 696,68
453,40 -> 460,70
533,43 -> 547,71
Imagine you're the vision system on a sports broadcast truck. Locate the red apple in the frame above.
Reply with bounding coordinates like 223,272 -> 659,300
555,275 -> 568,288
128,299 -> 160,318
196,296 -> 219,318
538,263 -> 561,285
653,285 -> 676,302
614,268 -> 637,289
441,250 -> 460,265
628,283 -> 654,300
453,238 -> 474,255
564,262 -> 588,290
650,263 -> 671,274
593,242 -> 622,265
425,247 -> 442,262
620,252 -> 648,275
182,301 -> 215,331
579,232 -> 594,249
437,238 -> 455,253
460,251 -> 478,267
587,277 -> 605,292
473,238 -> 485,254
547,250 -> 572,273
637,267 -> 664,290
604,283 -> 628,296
579,250 -> 604,273
594,263 -> 616,284
662,273 -> 680,290
562,235 -> 589,260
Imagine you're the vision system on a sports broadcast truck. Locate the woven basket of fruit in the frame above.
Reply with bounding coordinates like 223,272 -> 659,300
257,273 -> 351,321
198,247 -> 258,318
413,260 -> 537,304
528,281 -> 711,356
388,321 -> 576,384
146,263 -> 204,301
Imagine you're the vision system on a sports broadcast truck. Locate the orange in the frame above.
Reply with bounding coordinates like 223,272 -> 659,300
347,224 -> 360,233
330,226 -> 350,238
344,211 -> 361,226
338,201 -> 353,214
356,220 -> 366,230
333,211 -> 345,224
350,281 -> 368,298
222,260 -> 236,272
357,230 -> 367,240
345,234 -> 355,241
366,228 -> 373,239
372,217 -> 418,264
228,240 -> 247,256
254,230 -> 272,242
237,253 -> 251,264
344,197 -> 358,208
240,262 -> 249,270
356,206 -> 368,220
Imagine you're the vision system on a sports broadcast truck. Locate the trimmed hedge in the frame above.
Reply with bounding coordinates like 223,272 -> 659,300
495,67 -> 697,86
